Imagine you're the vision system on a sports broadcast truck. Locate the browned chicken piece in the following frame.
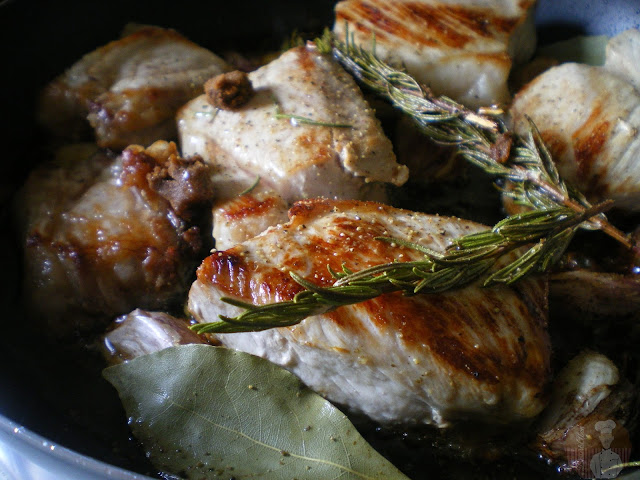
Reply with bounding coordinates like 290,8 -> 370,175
103,309 -> 208,365
333,0 -> 537,108
188,198 -> 551,427
15,141 -> 214,338
510,64 -> 640,213
39,25 -> 228,149
212,190 -> 289,250
178,45 -> 407,204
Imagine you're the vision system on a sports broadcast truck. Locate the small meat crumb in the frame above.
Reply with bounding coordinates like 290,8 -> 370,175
145,144 -> 215,220
205,70 -> 254,110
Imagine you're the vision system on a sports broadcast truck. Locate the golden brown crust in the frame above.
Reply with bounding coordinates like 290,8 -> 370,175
336,0 -> 528,49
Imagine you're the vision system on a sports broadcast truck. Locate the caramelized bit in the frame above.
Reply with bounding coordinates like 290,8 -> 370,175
205,70 -> 254,110
147,156 -> 214,220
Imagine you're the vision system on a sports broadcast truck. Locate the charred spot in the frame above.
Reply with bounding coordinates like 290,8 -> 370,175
197,252 -> 303,303
401,3 -> 477,48
221,195 -> 278,221
572,105 -> 611,192
197,251 -> 248,284
357,2 -> 400,35
352,1 -> 440,47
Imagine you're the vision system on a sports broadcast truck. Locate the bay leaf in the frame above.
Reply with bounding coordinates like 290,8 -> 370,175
103,344 -> 410,480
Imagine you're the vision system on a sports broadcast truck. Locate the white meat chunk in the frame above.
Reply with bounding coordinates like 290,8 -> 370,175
188,199 -> 551,427
604,28 -> 640,90
510,62 -> 640,212
15,141 -> 214,338
532,351 -> 636,474
103,309 -> 208,364
212,190 -> 289,250
39,25 -> 228,149
536,351 -> 619,436
333,0 -> 536,108
178,45 -> 408,204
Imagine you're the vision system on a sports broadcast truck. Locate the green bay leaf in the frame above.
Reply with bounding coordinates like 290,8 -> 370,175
103,344 -> 410,480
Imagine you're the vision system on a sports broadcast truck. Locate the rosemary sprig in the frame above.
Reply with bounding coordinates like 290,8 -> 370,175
316,29 -> 631,248
191,201 -> 614,335
190,31 -> 633,334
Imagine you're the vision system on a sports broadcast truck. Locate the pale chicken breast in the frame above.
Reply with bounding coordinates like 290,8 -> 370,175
212,190 -> 289,250
333,0 -> 536,108
178,45 -> 408,204
510,62 -> 640,212
16,141 -> 213,338
39,25 -> 228,149
188,199 -> 550,427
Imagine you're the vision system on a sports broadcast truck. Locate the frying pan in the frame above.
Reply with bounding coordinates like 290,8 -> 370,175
0,1 -> 639,478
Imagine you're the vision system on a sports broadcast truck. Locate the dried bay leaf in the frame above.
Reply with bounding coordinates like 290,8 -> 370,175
103,344 -> 410,479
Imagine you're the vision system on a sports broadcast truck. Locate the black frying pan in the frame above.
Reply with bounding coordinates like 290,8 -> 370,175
0,1 -> 638,478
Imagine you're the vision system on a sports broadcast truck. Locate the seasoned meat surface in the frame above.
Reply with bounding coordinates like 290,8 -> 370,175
16,141 -> 213,338
188,199 -> 550,426
39,25 -> 228,149
333,0 -> 536,108
178,45 -> 407,203
510,62 -> 640,212
212,190 -> 289,250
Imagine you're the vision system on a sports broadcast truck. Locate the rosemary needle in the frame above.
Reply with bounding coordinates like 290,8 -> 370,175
190,31 -> 633,335
273,100 -> 353,128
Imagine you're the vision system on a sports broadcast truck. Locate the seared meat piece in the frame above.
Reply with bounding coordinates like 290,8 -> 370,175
178,45 -> 408,204
510,64 -> 640,213
39,25 -> 228,149
532,351 -> 636,475
16,141 -> 213,338
103,309 -> 208,364
212,190 -> 289,250
333,0 -> 536,108
511,31 -> 640,323
188,199 -> 550,427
